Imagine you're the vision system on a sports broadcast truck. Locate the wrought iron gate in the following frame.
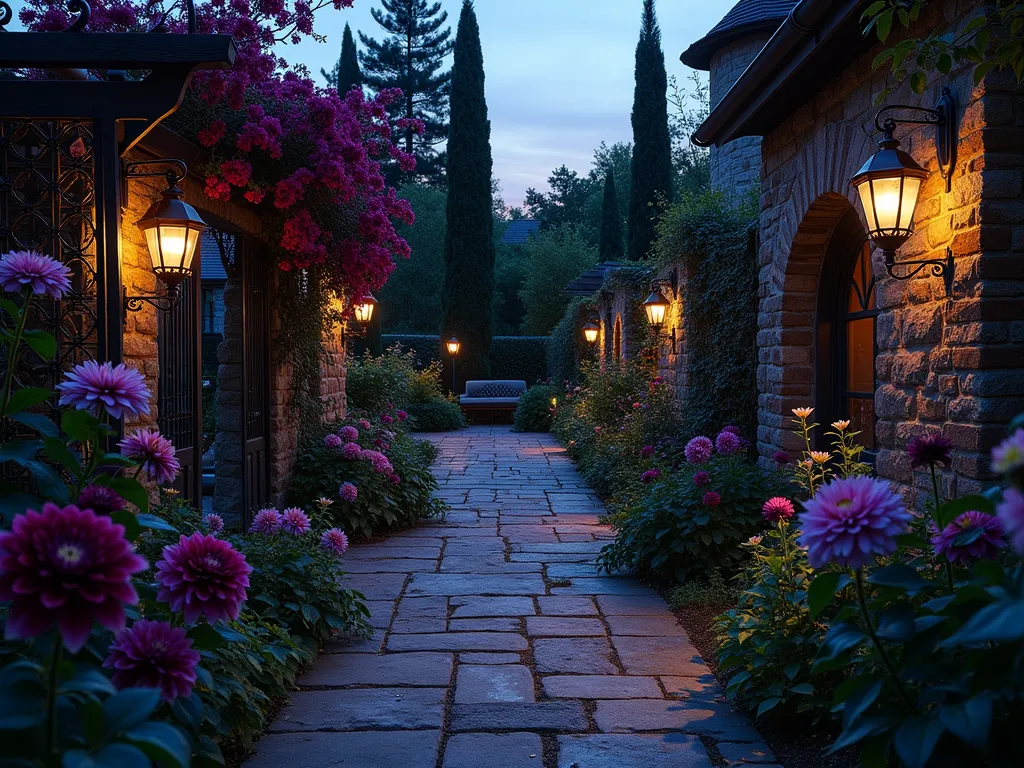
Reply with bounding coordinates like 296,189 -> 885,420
1,120 -> 102,412
157,264 -> 202,504
241,241 -> 270,522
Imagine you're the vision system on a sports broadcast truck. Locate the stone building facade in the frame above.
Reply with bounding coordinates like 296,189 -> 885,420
692,0 -> 1024,505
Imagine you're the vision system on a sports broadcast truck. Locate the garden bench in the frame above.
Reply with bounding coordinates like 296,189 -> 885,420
459,380 -> 527,424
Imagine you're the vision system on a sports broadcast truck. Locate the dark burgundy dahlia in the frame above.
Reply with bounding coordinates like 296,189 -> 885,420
155,533 -> 252,624
103,619 -> 200,701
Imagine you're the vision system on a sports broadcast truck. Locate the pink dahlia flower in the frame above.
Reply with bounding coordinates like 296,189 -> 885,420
773,451 -> 791,466
119,429 -> 180,485
382,414 -> 394,425
640,445 -> 655,458
341,442 -> 362,460
359,419 -> 372,430
715,430 -> 742,456
361,449 -> 393,475
339,482 -> 358,502
908,434 -> 953,469
58,360 -> 151,420
389,473 -> 401,485
684,436 -> 713,465
155,533 -> 251,624
992,429 -> 1024,475
281,507 -> 311,535
0,250 -> 72,299
693,471 -> 710,487
339,425 -> 359,442
641,469 -> 661,484
799,476 -> 911,569
762,497 -> 795,524
324,434 -> 342,449
250,508 -> 282,534
103,619 -> 200,701
996,488 -> 1024,555
203,513 -> 224,534
77,485 -> 125,517
931,510 -> 1006,564
396,410 -> 408,421
702,491 -> 721,508
0,503 -> 147,652
321,528 -> 350,557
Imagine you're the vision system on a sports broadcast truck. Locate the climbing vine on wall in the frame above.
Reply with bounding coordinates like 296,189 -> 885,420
654,189 -> 759,439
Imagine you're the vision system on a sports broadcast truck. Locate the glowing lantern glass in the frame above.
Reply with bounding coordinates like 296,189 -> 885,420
643,288 -> 670,329
354,294 -> 377,325
136,184 -> 206,290
582,320 -> 600,344
851,132 -> 927,257
446,336 -> 461,356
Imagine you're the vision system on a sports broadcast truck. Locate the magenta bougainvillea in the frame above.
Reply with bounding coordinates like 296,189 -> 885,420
21,0 -> 419,302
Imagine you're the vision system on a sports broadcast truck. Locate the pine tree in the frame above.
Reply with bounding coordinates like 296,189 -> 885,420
359,0 -> 454,183
599,169 -> 624,262
627,0 -> 672,261
321,24 -> 363,97
441,1 -> 494,386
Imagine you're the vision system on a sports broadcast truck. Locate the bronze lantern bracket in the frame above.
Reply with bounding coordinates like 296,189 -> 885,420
869,89 -> 958,296
121,159 -> 192,320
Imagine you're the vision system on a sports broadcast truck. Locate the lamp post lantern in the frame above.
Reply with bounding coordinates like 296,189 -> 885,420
582,318 -> 600,345
446,336 -> 461,393
354,293 -> 377,326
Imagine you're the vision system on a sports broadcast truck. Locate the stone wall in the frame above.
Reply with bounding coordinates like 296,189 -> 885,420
709,34 -> 769,198
755,0 -> 1024,506
321,319 -> 347,423
653,263 -> 687,403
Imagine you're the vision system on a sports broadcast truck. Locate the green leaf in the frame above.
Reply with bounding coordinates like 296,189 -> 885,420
10,411 -> 59,438
0,439 -> 43,463
867,563 -> 930,593
940,696 -> 991,749
0,492 -> 42,525
103,688 -> 161,733
943,597 -> 1024,646
909,70 -> 926,94
755,697 -> 781,719
0,297 -> 20,320
136,513 -> 178,532
877,9 -> 894,41
93,744 -> 151,768
809,572 -> 851,619
111,510 -> 140,541
790,683 -> 815,695
22,328 -> 57,360
860,1 -> 887,21
187,623 -> 224,652
108,476 -> 149,514
4,387 -> 53,415
843,679 -> 883,729
62,409 -> 98,444
170,694 -> 203,730
815,622 -> 867,665
783,663 -> 800,681
894,717 -> 945,768
124,721 -> 191,768
44,437 -> 81,475
24,460 -> 69,503
60,666 -> 117,696
936,52 -> 952,74
301,604 -> 321,624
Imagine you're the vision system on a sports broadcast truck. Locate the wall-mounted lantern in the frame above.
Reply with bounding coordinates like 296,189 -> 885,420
642,271 -> 678,354
353,293 -> 377,326
851,88 -> 957,296
582,318 -> 600,345
123,160 -> 206,318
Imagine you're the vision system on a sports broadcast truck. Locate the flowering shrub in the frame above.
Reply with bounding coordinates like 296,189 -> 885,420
598,443 -> 785,582
289,409 -> 445,538
21,1 -> 416,302
512,384 -> 560,433
0,251 -> 367,764
347,345 -> 464,432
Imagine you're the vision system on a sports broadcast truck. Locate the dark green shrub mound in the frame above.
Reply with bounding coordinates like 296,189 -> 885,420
406,400 -> 466,432
598,455 -> 783,583
513,384 -> 559,432
490,336 -> 549,384
547,297 -> 597,385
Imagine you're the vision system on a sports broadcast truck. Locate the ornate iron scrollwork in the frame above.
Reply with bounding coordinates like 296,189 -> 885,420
63,0 -> 91,32
0,3 -> 13,32
884,247 -> 955,298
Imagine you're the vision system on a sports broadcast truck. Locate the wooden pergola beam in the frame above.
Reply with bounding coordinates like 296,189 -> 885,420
0,33 -> 236,70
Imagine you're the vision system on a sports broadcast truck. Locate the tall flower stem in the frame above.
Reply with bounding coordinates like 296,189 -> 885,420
1,291 -> 30,417
928,463 -> 956,593
44,639 -> 63,761
855,568 -> 914,711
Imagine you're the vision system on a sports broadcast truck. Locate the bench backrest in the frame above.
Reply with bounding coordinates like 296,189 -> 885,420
464,380 -> 527,398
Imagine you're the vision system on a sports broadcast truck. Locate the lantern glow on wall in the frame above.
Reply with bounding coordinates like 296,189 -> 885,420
851,88 -> 957,296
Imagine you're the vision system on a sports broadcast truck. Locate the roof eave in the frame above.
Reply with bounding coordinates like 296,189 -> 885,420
679,19 -> 789,71
691,0 -> 869,147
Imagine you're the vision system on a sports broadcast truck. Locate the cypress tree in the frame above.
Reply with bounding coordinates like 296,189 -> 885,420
360,0 -> 454,183
321,24 -> 363,96
441,1 -> 494,387
627,0 -> 672,261
599,169 -> 624,262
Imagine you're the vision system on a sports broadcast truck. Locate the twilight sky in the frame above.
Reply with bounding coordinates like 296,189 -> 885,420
285,0 -> 727,207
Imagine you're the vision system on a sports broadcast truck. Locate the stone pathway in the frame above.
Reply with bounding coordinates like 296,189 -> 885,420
246,427 -> 778,768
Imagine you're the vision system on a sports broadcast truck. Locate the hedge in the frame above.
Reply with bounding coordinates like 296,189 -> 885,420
381,334 -> 548,384
546,298 -> 597,386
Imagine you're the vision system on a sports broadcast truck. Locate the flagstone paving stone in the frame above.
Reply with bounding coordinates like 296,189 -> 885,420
245,427 -> 763,768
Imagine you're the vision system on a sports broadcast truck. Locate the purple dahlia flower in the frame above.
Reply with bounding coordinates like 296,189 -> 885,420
931,510 -> 1006,564
77,485 -> 125,517
0,250 -> 72,299
155,533 -> 251,624
281,507 -> 311,535
250,508 -> 282,534
119,429 -> 180,485
321,528 -> 350,557
684,436 -> 713,465
103,619 -> 200,701
58,360 -> 151,420
339,482 -> 358,502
